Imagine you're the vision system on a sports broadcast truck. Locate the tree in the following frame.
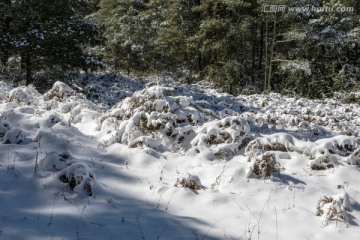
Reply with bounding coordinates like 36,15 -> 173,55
97,0 -> 152,75
153,0 -> 202,80
296,1 -> 359,97
1,0 -> 104,86
0,0 -> 12,67
190,0 -> 256,93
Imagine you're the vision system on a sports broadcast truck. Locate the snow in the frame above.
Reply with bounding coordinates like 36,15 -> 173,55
0,76 -> 360,240
38,151 -> 71,171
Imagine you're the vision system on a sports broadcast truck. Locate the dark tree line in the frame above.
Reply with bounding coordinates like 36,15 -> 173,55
97,0 -> 360,98
1,0 -> 360,97
0,0 -> 104,88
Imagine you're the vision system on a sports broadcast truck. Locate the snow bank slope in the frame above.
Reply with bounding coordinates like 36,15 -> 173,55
0,79 -> 360,240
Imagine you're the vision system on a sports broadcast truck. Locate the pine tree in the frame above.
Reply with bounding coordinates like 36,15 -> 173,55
0,0 -> 12,67
153,0 -> 201,81
298,1 -> 360,97
191,0 -> 255,93
2,0 -> 104,86
97,0 -> 152,75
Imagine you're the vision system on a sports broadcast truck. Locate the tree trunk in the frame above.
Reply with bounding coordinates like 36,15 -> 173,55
251,21 -> 257,84
259,21 -> 264,71
127,53 -> 131,77
264,20 -> 268,92
267,14 -> 277,92
25,52 -> 32,85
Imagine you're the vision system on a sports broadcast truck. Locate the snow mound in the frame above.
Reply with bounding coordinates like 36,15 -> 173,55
7,85 -> 41,104
312,135 -> 359,157
98,85 -> 250,158
0,123 -> 9,138
39,151 -> 71,171
245,133 -> 301,161
309,152 -> 337,170
99,86 -> 216,149
346,149 -> 360,165
1,78 -> 360,239
191,116 -> 250,158
59,162 -> 95,197
43,81 -> 75,101
316,192 -> 352,227
238,93 -> 360,139
128,136 -> 161,149
3,127 -> 27,144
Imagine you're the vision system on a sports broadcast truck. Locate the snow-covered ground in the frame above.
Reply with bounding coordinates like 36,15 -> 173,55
0,75 -> 360,240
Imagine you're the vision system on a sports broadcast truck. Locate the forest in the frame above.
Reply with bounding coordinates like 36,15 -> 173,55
2,1 -> 360,239
1,0 -> 360,97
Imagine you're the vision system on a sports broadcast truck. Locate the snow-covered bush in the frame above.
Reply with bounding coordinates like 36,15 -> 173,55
309,152 -> 336,170
0,123 -> 9,138
237,93 -> 360,139
59,162 -> 95,197
312,136 -> 359,157
3,127 -> 27,144
169,125 -> 196,147
344,92 -> 360,104
43,81 -> 75,101
346,149 -> 360,165
175,174 -> 202,190
99,86 -> 215,148
128,136 -> 161,149
316,192 -> 352,227
245,133 -> 298,161
190,116 -> 250,158
246,152 -> 280,179
7,85 -> 41,104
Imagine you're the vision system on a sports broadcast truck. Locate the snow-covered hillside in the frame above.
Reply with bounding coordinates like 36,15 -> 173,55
0,76 -> 360,240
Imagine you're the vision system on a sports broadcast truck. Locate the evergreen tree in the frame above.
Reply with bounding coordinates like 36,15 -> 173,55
0,0 -> 12,67
1,0 -> 104,86
97,0 -> 152,75
192,0 -> 255,93
297,0 -> 359,97
95,0 -> 360,98
153,0 -> 201,81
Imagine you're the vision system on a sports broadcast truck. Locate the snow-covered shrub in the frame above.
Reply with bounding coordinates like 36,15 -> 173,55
312,136 -> 359,157
3,127 -> 27,144
7,85 -> 41,104
43,81 -> 75,101
316,192 -> 352,227
170,125 -> 196,147
246,152 -> 280,179
128,136 -> 161,149
190,116 -> 250,158
39,152 -> 71,171
346,149 -> 360,165
309,152 -> 336,170
175,174 -> 202,190
344,92 -> 360,104
59,163 -> 95,197
237,93 -> 360,139
0,123 -> 9,138
99,86 -> 215,147
245,133 -> 297,161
